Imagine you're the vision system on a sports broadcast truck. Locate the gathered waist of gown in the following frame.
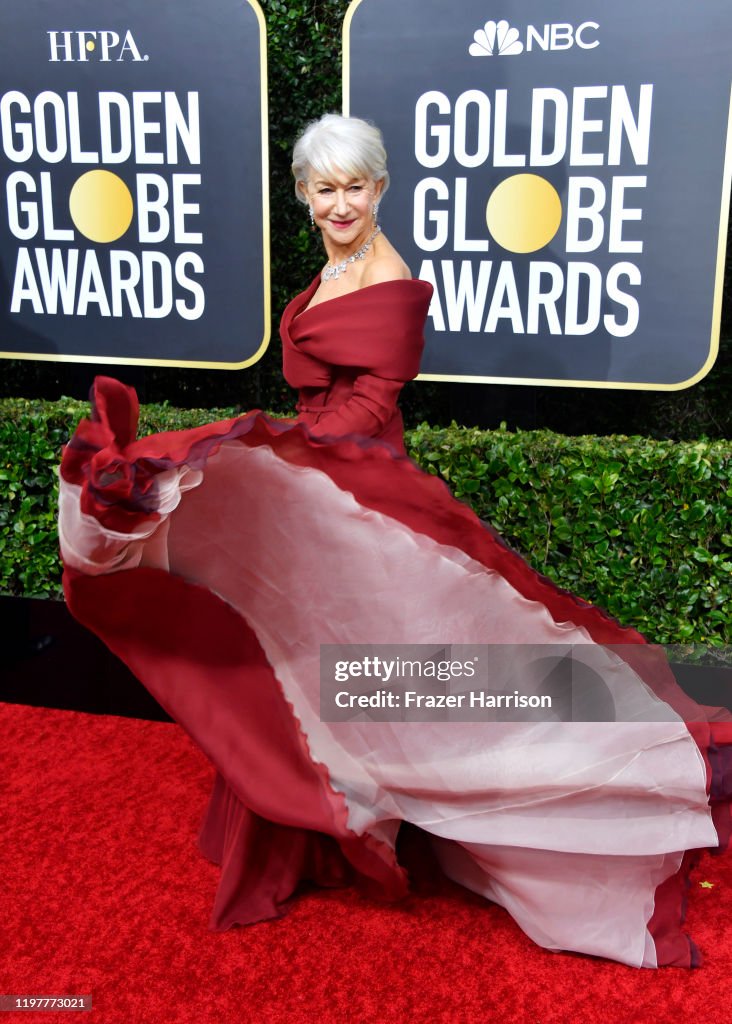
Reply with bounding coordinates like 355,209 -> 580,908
295,381 -> 350,417
296,401 -> 329,415
295,384 -> 405,455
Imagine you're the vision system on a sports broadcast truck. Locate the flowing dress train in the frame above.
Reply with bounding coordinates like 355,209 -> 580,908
59,279 -> 732,968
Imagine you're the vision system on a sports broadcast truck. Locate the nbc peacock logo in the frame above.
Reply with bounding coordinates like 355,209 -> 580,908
468,19 -> 600,56
469,20 -> 523,57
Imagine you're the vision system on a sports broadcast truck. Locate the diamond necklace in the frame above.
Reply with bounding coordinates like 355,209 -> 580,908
321,225 -> 381,282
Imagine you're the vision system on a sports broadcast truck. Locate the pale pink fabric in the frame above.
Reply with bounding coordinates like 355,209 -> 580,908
59,439 -> 717,968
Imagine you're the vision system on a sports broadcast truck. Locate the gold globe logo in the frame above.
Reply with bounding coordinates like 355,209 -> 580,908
69,170 -> 134,244
485,173 -> 562,253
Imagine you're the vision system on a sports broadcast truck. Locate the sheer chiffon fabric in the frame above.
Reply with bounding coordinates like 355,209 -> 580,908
59,374 -> 732,969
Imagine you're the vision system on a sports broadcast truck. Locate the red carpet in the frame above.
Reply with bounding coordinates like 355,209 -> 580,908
2,702 -> 731,1023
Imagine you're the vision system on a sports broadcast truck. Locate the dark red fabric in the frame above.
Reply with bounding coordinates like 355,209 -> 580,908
60,376 -> 732,961
647,851 -> 700,968
198,773 -> 354,930
279,277 -> 432,451
61,376 -> 732,747
63,564 -> 408,928
281,277 -> 431,383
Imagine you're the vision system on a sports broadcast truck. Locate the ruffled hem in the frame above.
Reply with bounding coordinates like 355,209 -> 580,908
59,377 -> 732,967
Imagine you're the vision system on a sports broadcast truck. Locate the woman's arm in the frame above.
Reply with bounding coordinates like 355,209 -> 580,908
303,374 -> 403,440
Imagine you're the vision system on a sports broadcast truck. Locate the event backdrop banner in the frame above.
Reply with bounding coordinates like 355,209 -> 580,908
0,0 -> 269,368
344,0 -> 732,388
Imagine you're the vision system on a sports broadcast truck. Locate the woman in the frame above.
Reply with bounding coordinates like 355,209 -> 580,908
283,113 -> 432,454
59,115 -> 732,969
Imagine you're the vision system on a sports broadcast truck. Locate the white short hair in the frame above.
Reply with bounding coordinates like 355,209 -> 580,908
291,114 -> 390,203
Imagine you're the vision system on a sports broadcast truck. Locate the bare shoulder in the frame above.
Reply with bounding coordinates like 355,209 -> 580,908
362,237 -> 412,285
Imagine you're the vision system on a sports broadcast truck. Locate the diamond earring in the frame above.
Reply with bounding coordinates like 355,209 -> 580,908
308,205 -> 315,229
372,201 -> 380,224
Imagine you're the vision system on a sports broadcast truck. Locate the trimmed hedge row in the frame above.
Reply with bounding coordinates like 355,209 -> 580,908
1,397 -> 730,646
408,423 -> 731,646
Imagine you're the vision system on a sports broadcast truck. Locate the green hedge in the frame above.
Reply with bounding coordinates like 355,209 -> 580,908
408,423 -> 732,646
1,397 -> 730,647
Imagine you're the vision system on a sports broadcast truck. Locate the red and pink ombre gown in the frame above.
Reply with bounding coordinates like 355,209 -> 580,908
59,278 -> 732,968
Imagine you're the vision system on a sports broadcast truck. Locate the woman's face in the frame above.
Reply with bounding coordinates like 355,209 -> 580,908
301,167 -> 382,251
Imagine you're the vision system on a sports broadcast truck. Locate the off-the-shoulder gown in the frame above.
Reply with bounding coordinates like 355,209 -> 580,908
58,276 -> 732,968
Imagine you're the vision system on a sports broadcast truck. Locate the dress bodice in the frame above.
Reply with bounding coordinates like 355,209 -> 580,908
279,277 -> 433,454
